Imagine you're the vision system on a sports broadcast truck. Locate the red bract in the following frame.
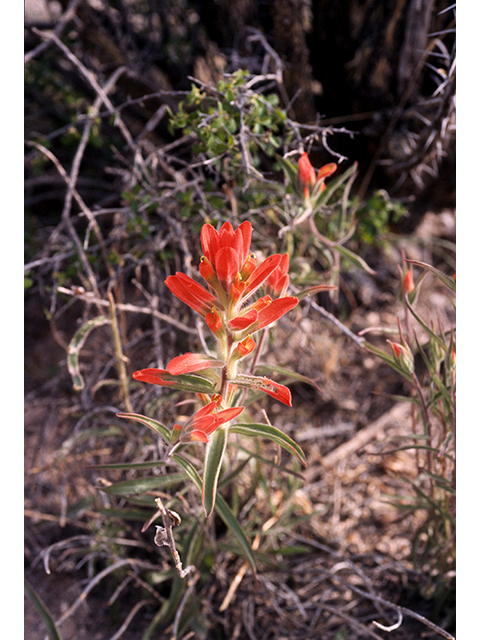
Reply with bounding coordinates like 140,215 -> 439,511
402,269 -> 415,296
231,296 -> 298,335
165,272 -> 220,317
166,353 -> 224,375
316,162 -> 337,183
298,152 -> 316,197
132,367 -> 219,394
201,221 -> 252,271
229,308 -> 259,331
243,254 -> 282,300
265,253 -> 290,298
297,152 -> 337,200
132,368 -> 173,387
185,402 -> 245,443
259,378 -> 292,406
387,340 -> 414,374
232,335 -> 256,360
205,306 -> 224,337
253,296 -> 298,331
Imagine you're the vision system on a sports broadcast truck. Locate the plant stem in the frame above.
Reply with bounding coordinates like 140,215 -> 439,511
108,289 -> 133,413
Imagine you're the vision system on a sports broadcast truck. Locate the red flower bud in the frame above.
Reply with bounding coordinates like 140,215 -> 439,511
298,152 -> 316,191
387,340 -> 414,374
402,269 -> 415,296
297,153 -> 337,199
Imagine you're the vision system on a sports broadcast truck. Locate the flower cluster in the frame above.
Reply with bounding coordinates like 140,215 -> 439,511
133,220 -> 299,445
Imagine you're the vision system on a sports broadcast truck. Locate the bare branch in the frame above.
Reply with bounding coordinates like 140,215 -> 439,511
154,497 -> 196,580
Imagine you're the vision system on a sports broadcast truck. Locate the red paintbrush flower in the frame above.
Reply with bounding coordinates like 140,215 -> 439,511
199,221 -> 284,305
242,254 -> 282,300
297,152 -> 337,200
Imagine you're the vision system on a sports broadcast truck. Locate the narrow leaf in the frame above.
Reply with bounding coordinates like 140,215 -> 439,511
102,473 -> 185,495
171,453 -> 256,573
230,423 -> 307,467
133,369 -> 216,394
171,454 -> 203,490
256,363 -> 322,395
25,578 -> 63,640
213,493 -> 257,574
117,412 -> 171,444
334,243 -> 377,275
202,426 -> 227,517
67,316 -> 110,390
294,284 -> 337,301
404,298 -> 448,351
406,259 -> 456,292
90,460 -> 168,471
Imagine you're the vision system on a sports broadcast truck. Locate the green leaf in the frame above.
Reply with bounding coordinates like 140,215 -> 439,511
136,372 -> 216,394
170,454 -> 202,489
98,507 -> 153,521
59,426 -> 125,457
256,363 -> 322,395
66,315 -> 110,390
404,297 -> 448,352
406,259 -> 456,292
213,494 -> 257,574
25,578 -> 63,640
202,426 -> 228,517
363,341 -> 415,384
334,243 -> 377,275
276,155 -> 299,187
117,413 -> 171,444
171,454 -> 256,573
90,460 -> 169,471
231,444 -> 305,479
294,284 -> 338,301
230,423 -> 307,467
102,473 -> 186,495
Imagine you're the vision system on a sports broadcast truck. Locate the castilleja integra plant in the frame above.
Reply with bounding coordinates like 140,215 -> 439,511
119,155 -> 336,518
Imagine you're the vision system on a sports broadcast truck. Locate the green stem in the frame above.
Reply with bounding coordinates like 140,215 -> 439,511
108,289 -> 133,413
411,370 -> 433,476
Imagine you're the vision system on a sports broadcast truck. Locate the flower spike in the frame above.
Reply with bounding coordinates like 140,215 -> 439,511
126,218 -> 306,522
